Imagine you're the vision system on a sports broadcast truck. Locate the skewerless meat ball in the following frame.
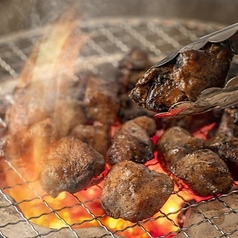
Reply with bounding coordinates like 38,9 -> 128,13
172,149 -> 233,197
40,136 -> 105,198
107,116 -> 156,166
157,126 -> 204,172
100,161 -> 174,222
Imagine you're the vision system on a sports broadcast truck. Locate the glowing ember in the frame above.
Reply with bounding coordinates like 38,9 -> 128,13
1,153 -> 210,237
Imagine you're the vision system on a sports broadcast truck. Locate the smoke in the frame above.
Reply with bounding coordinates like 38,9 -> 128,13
0,0 -> 77,35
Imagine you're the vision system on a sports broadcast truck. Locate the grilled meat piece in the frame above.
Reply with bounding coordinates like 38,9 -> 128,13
40,136 -> 105,198
70,124 -> 110,157
132,115 -> 157,136
206,135 -> 238,163
100,161 -> 174,222
214,106 -> 238,137
118,93 -> 155,123
118,47 -> 152,94
4,118 -> 59,161
117,48 -> 155,122
157,126 -> 205,172
172,149 -> 233,196
52,98 -> 87,138
107,116 -> 156,166
84,75 -> 120,124
130,42 -> 233,112
206,135 -> 238,180
205,105 -> 238,180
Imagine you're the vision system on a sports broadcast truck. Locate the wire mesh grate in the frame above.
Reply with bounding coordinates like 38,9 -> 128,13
0,17 -> 238,238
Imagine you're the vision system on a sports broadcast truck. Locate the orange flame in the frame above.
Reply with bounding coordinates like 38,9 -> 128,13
2,155 -> 208,237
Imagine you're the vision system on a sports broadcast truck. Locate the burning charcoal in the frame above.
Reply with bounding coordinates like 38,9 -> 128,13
175,192 -> 238,238
4,118 -> 59,161
107,116 -> 155,166
84,75 -> 120,124
117,47 -> 152,94
157,126 -> 205,172
130,42 -> 233,112
100,161 -> 174,222
172,149 -> 233,197
40,136 -> 105,198
70,124 -> 110,157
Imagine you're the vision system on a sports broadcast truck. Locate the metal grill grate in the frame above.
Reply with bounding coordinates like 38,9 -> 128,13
0,18 -> 238,238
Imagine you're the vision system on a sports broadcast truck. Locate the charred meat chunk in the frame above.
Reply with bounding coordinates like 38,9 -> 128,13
52,98 -> 87,138
84,75 -> 120,124
6,72 -> 81,135
206,135 -> 238,180
172,149 -> 233,197
40,136 -> 105,198
100,161 -> 174,222
118,93 -> 155,123
70,124 -> 110,157
117,47 -> 152,94
157,126 -> 205,172
4,118 -> 59,161
130,42 -> 233,112
117,48 -> 155,122
107,116 -> 156,166
132,115 -> 157,137
205,106 -> 238,180
206,135 -> 238,163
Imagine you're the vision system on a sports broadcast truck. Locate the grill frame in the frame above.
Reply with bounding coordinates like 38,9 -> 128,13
0,17 -> 238,238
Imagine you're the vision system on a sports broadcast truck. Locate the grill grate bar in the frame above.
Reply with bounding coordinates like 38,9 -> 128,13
0,188 -> 41,237
120,21 -> 164,56
198,211 -> 230,238
71,194 -> 116,238
0,58 -> 18,79
98,27 -> 130,54
3,160 -> 80,238
146,21 -> 182,49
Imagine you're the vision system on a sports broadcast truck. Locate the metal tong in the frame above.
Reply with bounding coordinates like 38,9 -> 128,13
154,22 -> 238,118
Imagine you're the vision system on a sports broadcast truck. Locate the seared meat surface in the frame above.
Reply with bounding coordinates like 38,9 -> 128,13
130,42 -> 233,112
205,106 -> 238,180
118,47 -> 152,94
157,126 -> 233,196
107,116 -> 156,165
70,124 -> 110,157
172,149 -> 233,196
100,161 -> 173,222
157,126 -> 204,172
132,115 -> 157,136
206,135 -> 238,180
117,47 -> 155,122
4,118 -> 59,161
40,136 -> 105,198
84,75 -> 120,124
206,135 -> 238,163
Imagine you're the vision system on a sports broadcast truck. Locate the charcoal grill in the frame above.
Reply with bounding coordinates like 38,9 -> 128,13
0,12 -> 238,238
